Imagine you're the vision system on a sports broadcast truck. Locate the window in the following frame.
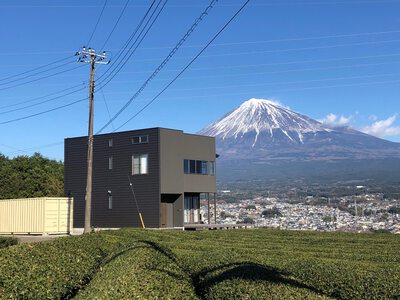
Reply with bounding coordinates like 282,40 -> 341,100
108,156 -> 113,170
107,190 -> 112,209
184,159 -> 189,174
201,161 -> 208,175
189,160 -> 196,174
132,154 -> 148,175
184,159 -> 208,175
132,135 -> 149,144
210,161 -> 215,176
108,138 -> 113,147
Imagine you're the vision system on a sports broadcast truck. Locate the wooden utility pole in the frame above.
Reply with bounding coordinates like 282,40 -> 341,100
76,47 -> 109,233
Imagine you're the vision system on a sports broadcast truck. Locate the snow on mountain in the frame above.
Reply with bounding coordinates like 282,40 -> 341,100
199,98 -> 329,146
199,98 -> 400,161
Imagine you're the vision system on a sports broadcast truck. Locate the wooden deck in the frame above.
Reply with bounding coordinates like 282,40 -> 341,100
183,223 -> 254,231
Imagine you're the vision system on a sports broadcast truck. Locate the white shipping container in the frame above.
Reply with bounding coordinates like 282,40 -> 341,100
0,197 -> 73,235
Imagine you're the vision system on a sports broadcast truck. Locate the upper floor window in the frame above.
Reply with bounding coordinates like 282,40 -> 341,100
210,161 -> 215,176
107,190 -> 112,209
184,159 -> 208,175
132,135 -> 149,144
132,154 -> 148,175
108,156 -> 113,170
108,138 -> 113,147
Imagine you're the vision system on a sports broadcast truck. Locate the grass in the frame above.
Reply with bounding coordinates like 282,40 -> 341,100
1,229 -> 399,299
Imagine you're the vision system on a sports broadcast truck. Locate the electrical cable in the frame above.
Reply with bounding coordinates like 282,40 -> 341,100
100,0 -> 131,50
96,0 -> 157,82
0,64 -> 85,92
0,86 -> 86,115
0,60 -> 75,87
0,55 -> 75,83
87,0 -> 108,46
112,0 -> 251,132
96,0 -> 166,88
0,83 -> 86,110
97,0 -> 218,133
0,97 -> 87,125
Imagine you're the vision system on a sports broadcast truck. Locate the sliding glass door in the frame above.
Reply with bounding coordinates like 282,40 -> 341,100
184,194 -> 200,224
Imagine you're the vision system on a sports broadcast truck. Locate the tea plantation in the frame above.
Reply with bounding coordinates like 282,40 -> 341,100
0,229 -> 399,299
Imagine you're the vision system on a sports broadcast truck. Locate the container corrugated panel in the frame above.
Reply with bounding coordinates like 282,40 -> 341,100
0,197 -> 73,235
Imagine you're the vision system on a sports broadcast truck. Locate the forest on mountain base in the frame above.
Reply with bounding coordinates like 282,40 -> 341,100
0,153 -> 64,200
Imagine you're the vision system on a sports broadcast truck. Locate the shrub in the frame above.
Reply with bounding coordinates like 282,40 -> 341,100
0,232 -> 134,299
0,236 -> 18,249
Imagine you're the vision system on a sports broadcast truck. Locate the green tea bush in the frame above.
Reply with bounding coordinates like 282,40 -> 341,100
75,240 -> 197,299
0,236 -> 18,249
1,229 -> 400,299
0,232 -> 134,299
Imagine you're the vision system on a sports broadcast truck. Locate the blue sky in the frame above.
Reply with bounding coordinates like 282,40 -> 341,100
0,0 -> 399,160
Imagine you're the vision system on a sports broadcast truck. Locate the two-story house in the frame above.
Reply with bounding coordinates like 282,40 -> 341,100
64,127 -> 216,228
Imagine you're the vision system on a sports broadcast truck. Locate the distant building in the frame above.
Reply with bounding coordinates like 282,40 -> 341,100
64,128 -> 216,228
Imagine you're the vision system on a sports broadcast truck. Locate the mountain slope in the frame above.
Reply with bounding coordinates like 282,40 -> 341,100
198,99 -> 400,180
199,98 -> 400,162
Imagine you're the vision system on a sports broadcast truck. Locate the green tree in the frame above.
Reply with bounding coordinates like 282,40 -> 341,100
0,152 -> 64,199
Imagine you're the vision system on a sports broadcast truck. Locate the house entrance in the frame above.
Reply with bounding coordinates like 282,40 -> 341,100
184,193 -> 200,224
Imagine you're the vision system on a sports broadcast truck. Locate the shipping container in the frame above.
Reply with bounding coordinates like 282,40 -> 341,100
0,197 -> 73,235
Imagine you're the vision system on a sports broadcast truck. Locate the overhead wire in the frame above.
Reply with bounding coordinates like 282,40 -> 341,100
0,54 -> 75,83
0,86 -> 86,115
100,0 -> 131,50
112,0 -> 251,132
0,64 -> 85,92
96,0 -> 166,88
97,0 -> 219,133
0,0 -> 159,125
0,60 -> 75,87
0,97 -> 87,125
0,83 -> 86,110
96,0 -> 158,81
86,0 -> 108,46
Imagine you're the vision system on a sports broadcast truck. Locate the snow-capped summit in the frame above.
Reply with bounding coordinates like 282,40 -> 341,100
198,98 -> 400,162
199,98 -> 328,146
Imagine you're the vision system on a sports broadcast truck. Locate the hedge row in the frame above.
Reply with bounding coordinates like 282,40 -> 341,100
1,229 -> 399,299
0,232 -> 134,299
75,240 -> 197,299
0,236 -> 18,249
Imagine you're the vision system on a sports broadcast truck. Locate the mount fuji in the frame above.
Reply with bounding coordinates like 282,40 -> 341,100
199,99 -> 400,181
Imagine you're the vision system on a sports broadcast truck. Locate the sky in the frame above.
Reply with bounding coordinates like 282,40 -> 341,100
0,0 -> 399,161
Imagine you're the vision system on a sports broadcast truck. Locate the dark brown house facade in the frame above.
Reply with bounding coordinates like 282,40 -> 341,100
64,127 -> 216,228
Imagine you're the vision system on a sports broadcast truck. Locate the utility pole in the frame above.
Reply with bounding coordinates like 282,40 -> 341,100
76,47 -> 109,233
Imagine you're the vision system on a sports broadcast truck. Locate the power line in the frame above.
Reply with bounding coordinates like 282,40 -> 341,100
96,0 -> 166,88
99,61 -> 400,86
96,0 -> 158,81
86,0 -> 108,46
0,86 -> 86,115
0,97 -> 87,125
97,75 -> 115,131
100,0 -> 130,50
0,83 -> 86,110
97,0 -> 219,133
0,64 -> 85,92
119,38 -> 400,63
0,55 -> 75,82
113,0 -> 251,132
0,60 -> 75,87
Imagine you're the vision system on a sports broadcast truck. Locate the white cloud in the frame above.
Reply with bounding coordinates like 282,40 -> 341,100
319,113 -> 352,127
368,115 -> 378,121
362,114 -> 400,138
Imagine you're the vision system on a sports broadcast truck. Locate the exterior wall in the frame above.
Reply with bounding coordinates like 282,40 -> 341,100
159,128 -> 216,194
0,197 -> 73,235
64,128 -> 160,228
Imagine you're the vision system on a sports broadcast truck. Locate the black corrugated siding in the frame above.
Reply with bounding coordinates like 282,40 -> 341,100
64,128 -> 160,228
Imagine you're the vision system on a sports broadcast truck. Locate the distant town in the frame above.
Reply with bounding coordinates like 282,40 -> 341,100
201,180 -> 400,234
